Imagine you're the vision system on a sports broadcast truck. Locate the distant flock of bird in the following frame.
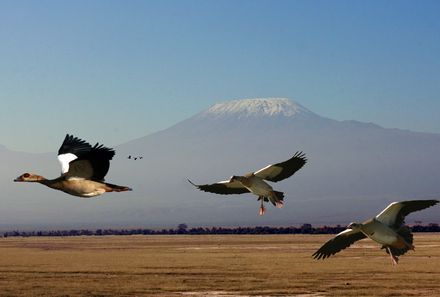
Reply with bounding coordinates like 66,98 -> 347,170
14,134 -> 439,265
127,155 -> 143,160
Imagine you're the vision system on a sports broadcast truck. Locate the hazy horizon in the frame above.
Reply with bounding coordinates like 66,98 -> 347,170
1,98 -> 439,230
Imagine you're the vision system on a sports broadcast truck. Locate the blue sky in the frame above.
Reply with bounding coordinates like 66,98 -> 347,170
1,0 -> 439,152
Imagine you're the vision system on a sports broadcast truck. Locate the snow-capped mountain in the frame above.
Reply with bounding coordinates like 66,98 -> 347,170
114,98 -> 440,226
198,98 -> 314,118
1,98 -> 439,229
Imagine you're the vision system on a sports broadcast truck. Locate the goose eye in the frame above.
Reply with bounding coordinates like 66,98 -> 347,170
23,173 -> 30,178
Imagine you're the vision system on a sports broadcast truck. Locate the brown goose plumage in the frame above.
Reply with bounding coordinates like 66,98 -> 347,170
14,134 -> 132,197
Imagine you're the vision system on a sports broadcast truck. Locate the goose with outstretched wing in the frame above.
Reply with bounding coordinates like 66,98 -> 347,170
14,134 -> 132,197
188,151 -> 307,215
313,199 -> 439,264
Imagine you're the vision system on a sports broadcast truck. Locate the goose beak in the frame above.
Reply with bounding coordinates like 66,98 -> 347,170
14,176 -> 23,182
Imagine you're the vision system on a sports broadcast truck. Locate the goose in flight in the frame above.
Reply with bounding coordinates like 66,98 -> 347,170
312,199 -> 439,264
188,151 -> 307,215
14,134 -> 132,197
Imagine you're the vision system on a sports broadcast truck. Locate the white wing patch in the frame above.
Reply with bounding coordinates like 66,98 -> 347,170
254,164 -> 282,180
218,180 -> 244,189
58,153 -> 78,174
375,202 -> 402,226
336,228 -> 358,237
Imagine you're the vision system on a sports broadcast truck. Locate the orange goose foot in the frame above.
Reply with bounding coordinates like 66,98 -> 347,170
259,199 -> 266,216
276,201 -> 284,208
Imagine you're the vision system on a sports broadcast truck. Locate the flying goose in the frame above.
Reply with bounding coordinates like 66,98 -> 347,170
14,134 -> 132,197
188,151 -> 307,215
312,199 -> 439,264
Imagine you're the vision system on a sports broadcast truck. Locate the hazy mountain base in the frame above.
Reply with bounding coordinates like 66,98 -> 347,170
1,98 -> 439,227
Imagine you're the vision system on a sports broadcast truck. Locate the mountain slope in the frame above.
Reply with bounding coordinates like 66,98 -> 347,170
1,98 -> 439,228
114,98 -> 440,225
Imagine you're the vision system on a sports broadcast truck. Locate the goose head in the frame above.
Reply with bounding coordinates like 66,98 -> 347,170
347,222 -> 362,230
229,175 -> 245,183
14,173 -> 45,182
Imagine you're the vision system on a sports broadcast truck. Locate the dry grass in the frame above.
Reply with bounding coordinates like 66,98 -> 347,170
0,234 -> 439,296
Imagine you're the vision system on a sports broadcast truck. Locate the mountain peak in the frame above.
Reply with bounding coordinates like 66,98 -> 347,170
200,98 -> 312,118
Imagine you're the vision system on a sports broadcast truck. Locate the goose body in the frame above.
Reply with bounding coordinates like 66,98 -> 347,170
313,199 -> 438,264
188,151 -> 307,215
236,174 -> 274,196
14,134 -> 132,197
43,177 -> 125,197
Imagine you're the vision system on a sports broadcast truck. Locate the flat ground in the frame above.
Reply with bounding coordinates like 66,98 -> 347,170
0,234 -> 439,297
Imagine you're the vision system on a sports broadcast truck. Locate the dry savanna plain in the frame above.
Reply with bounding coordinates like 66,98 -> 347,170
0,234 -> 439,297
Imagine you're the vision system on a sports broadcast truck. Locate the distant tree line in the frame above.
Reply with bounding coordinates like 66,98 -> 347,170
2,223 -> 439,237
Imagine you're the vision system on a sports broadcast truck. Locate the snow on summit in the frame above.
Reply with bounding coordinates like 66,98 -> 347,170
201,98 -> 311,118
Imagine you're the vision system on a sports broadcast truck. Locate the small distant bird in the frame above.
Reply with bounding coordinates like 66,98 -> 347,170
188,151 -> 307,215
14,134 -> 132,197
312,200 -> 439,264
127,155 -> 143,160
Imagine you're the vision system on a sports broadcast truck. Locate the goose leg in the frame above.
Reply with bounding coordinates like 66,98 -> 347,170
387,247 -> 399,265
259,197 -> 266,216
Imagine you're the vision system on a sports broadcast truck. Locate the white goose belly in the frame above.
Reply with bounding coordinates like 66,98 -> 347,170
245,177 -> 273,196
361,220 -> 398,246
60,179 -> 107,197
